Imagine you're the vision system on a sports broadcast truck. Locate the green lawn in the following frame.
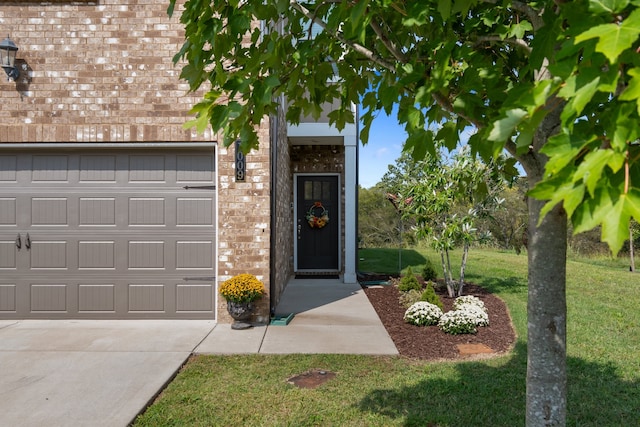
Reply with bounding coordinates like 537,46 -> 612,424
134,248 -> 640,427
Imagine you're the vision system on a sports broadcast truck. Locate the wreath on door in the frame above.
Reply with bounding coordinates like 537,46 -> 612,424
306,201 -> 329,229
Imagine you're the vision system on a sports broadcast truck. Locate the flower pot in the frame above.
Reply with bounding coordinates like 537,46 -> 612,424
226,301 -> 254,330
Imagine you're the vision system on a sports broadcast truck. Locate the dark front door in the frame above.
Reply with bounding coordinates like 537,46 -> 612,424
296,175 -> 339,270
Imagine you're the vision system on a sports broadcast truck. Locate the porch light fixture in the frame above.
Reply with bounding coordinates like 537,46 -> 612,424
0,35 -> 19,81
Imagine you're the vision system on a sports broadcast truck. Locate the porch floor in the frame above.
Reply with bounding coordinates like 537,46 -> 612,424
195,277 -> 398,355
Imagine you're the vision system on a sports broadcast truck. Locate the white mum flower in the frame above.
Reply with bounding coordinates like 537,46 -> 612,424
454,295 -> 486,312
404,302 -> 443,326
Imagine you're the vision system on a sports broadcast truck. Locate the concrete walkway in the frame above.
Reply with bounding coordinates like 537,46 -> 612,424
196,278 -> 398,355
0,278 -> 396,426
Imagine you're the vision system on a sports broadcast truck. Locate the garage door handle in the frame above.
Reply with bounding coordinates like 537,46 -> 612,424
25,233 -> 31,250
15,234 -> 21,250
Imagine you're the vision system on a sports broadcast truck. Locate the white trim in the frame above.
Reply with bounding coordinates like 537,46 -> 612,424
288,122 -> 357,139
293,173 -> 342,273
343,139 -> 358,283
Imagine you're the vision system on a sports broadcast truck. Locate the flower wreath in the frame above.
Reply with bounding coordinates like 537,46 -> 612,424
306,201 -> 329,229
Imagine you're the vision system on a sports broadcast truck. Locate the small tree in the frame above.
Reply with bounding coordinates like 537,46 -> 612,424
399,147 -> 507,297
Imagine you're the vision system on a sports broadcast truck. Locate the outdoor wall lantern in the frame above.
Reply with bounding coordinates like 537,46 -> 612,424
0,35 -> 19,81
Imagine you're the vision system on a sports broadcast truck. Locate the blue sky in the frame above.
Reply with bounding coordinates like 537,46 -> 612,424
358,106 -> 406,188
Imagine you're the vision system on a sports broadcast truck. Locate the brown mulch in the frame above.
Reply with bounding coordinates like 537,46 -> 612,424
362,278 -> 517,361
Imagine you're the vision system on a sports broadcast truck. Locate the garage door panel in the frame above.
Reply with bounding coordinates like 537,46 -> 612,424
78,241 -> 115,269
79,155 -> 117,182
177,198 -> 215,225
31,198 -> 69,225
128,284 -> 165,312
0,241 -> 17,268
177,284 -> 213,312
79,198 -> 116,225
176,241 -> 214,269
0,198 -> 17,225
1,149 -> 217,320
177,155 -> 215,182
128,241 -> 165,269
31,284 -> 68,312
30,241 -> 68,269
78,284 -> 116,312
0,155 -> 17,181
0,285 -> 16,312
129,198 -> 165,225
32,155 -> 70,182
129,155 -> 166,182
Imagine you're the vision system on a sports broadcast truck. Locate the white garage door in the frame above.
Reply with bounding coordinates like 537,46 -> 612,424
0,148 -> 217,319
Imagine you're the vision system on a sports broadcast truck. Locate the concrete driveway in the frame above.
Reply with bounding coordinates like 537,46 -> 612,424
0,319 -> 215,427
0,279 -> 397,426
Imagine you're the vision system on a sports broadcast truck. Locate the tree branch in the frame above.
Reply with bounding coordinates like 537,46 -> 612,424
431,92 -> 484,130
475,35 -> 532,53
370,18 -> 408,63
289,0 -> 397,72
511,1 -> 545,30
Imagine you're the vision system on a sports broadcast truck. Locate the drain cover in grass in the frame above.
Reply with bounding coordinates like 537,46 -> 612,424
287,370 -> 336,389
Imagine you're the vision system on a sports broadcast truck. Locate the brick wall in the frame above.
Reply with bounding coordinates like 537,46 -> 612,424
271,106 -> 293,309
0,0 -> 273,323
216,123 -> 272,324
0,0 -> 212,142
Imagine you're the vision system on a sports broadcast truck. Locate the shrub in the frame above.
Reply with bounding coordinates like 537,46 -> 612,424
422,260 -> 438,281
404,302 -> 443,326
398,267 -> 421,292
438,310 -> 480,334
420,281 -> 443,310
438,304 -> 490,334
453,295 -> 486,313
399,289 -> 423,308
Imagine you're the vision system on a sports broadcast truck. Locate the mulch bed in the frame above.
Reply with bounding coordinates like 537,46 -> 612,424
362,278 -> 517,361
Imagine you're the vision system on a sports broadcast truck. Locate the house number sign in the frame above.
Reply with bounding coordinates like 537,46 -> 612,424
235,139 -> 246,182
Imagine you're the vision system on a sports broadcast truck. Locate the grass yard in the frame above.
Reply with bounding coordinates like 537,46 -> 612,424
134,248 -> 640,427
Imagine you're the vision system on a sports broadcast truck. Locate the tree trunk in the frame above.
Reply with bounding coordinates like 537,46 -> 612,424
445,248 -> 455,297
458,241 -> 469,296
630,225 -> 636,272
526,192 -> 567,426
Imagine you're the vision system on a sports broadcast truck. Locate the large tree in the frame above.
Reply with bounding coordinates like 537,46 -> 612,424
168,1 -> 640,425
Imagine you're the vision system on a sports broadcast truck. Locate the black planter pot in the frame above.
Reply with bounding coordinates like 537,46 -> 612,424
226,301 -> 254,330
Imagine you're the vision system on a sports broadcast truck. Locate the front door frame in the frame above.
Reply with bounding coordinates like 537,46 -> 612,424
293,173 -> 341,273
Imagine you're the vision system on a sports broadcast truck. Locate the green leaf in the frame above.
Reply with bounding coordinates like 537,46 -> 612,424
574,149 -> 622,196
572,188 -> 614,233
451,0 -> 474,15
508,21 -> 533,39
436,121 -> 458,151
488,108 -> 528,142
588,0 -> 630,14
404,129 -> 434,160
537,180 -> 585,219
350,0 -> 369,27
575,9 -> 640,63
601,195 -> 630,254
438,0 -> 452,19
619,67 -> 640,114
625,189 -> 640,218
558,74 -> 600,123
540,133 -> 586,175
